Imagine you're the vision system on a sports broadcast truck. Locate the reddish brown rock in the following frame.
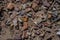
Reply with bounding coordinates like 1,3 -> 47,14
22,22 -> 28,30
7,3 -> 14,10
22,16 -> 28,22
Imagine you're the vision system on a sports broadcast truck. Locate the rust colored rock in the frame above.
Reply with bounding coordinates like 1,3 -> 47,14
22,22 -> 28,30
22,16 -> 28,22
7,3 -> 14,10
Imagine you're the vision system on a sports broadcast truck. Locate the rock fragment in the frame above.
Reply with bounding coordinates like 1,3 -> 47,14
7,3 -> 14,10
22,22 -> 28,30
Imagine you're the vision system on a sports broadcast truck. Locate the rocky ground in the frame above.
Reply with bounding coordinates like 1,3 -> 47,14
0,0 -> 60,40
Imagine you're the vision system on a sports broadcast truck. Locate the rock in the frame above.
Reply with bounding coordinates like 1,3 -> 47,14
43,0 -> 50,7
48,13 -> 52,18
21,0 -> 27,3
56,0 -> 60,4
32,2 -> 38,9
25,8 -> 32,13
35,31 -> 40,35
27,32 -> 31,36
7,3 -> 14,10
18,17 -> 22,22
26,2 -> 32,7
15,7 -> 20,12
22,16 -> 28,22
52,8 -> 56,11
22,4 -> 27,9
57,31 -> 60,35
22,31 -> 28,38
13,18 -> 17,26
22,22 -> 28,30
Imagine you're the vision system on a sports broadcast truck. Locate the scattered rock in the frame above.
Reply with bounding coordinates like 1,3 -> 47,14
0,0 -> 60,40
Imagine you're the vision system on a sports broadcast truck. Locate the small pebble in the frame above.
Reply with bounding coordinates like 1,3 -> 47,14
57,31 -> 60,35
7,3 -> 14,10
